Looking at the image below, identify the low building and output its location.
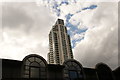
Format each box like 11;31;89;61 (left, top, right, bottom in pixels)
1;54;119;80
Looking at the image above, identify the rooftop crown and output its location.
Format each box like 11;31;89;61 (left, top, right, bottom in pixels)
55;19;64;25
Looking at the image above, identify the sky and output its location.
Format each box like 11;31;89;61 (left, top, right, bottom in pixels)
0;0;119;69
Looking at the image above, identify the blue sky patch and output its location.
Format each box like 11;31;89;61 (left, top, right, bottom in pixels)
60;0;69;5
65;13;88;48
72;37;84;48
65;13;74;22
82;5;97;10
52;2;61;16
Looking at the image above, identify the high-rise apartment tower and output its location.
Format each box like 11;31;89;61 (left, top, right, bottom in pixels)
48;19;73;64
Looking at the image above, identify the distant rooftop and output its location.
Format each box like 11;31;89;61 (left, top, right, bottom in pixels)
55;18;64;25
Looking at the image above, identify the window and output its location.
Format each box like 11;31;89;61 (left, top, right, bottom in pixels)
30;67;40;78
69;70;78;80
23;54;47;79
63;60;84;80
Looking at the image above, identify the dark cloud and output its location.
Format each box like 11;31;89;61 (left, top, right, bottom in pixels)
0;3;2;42
2;3;34;33
118;1;120;66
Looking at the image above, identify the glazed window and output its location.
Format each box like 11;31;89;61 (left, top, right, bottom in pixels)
23;56;47;79
64;60;84;80
69;70;78;80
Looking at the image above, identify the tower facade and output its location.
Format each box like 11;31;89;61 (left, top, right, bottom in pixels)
48;19;73;64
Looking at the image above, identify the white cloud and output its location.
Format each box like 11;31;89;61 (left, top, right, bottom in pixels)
59;3;82;15
70;6;97;29
0;2;57;60
73;2;118;69
72;33;85;40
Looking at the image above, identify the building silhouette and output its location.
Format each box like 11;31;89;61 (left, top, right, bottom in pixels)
1;54;120;80
48;19;73;64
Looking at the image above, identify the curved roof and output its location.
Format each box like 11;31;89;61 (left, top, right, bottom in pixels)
63;59;83;68
22;54;47;66
95;62;112;70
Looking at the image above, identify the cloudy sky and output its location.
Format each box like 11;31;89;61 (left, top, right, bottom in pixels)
0;0;118;69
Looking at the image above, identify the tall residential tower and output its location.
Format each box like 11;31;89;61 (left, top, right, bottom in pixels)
48;19;73;64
